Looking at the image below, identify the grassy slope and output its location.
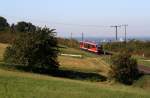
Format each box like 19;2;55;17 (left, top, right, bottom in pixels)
0;69;149;98
0;43;150;98
0;43;8;61
134;55;150;67
133;75;150;91
59;47;111;76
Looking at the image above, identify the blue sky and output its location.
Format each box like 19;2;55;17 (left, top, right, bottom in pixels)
0;0;150;38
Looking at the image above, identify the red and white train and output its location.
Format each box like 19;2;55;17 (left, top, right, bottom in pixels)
80;41;103;54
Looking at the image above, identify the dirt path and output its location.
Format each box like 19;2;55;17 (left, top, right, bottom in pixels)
138;65;150;74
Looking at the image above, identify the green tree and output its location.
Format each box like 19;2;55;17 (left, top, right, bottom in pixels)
0;16;9;31
110;50;139;85
4;27;59;73
15;21;36;33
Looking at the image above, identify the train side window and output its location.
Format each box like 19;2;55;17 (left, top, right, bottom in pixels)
80;42;83;45
85;43;88;48
88;44;90;48
92;45;95;48
90;45;95;48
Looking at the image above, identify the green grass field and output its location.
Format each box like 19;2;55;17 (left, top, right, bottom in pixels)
134;55;150;67
0;43;150;98
133;75;150;91
0;69;149;98
60;47;100;57
59;47;111;76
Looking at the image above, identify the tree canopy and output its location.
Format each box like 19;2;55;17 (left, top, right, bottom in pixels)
4;27;59;73
0;16;9;31
15;21;36;33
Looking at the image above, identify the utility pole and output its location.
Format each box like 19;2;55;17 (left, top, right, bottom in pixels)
70;32;73;47
71;32;72;40
122;24;128;43
82;32;84;42
111;25;121;41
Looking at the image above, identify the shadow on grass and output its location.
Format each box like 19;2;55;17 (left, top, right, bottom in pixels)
0;63;107;82
52;69;107;82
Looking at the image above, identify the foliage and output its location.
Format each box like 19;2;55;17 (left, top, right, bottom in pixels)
0;16;9;31
103;40;150;58
110;50;139;85
0;17;37;43
15;21;36;33
4;27;59;73
58;37;79;48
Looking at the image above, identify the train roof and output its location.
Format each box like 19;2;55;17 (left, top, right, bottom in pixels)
80;41;98;45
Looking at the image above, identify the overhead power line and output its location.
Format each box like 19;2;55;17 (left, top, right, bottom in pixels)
51;22;110;28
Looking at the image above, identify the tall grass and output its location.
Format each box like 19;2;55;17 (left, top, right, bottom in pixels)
0;69;149;98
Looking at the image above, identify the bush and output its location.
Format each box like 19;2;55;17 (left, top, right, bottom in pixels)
110;50;139;85
4;27;59;73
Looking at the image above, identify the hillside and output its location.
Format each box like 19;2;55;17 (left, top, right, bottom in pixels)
0;43;150;98
0;69;149;98
59;47;111;77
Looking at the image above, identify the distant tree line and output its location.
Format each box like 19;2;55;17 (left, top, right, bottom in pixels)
0;16;36;33
103;40;150;58
0;16;79;48
0;16;37;43
57;37;79;48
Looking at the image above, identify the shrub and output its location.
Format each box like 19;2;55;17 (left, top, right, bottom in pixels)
110;50;139;85
4;27;59;73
